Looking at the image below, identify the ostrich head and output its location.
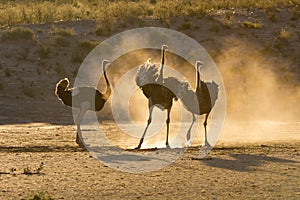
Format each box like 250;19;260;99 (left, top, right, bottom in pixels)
196;61;203;69
102;59;111;69
162;44;168;52
146;58;152;65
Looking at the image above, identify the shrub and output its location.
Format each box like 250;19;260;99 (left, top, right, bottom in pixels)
71;51;85;63
242;21;263;29
279;27;292;40
53;36;70;47
4;68;12;77
209;24;220;33
37;44;51;59
50;25;75;37
53;64;66;75
2;27;34;41
79;40;99;52
23;85;35;98
267;10;278;22
177;22;192;31
289;7;299;20
25;191;54;200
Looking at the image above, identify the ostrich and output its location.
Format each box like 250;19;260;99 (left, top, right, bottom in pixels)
135;45;182;149
55;60;111;147
179;61;219;147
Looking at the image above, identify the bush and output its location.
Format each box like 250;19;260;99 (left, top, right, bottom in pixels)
23;85;35;98
25;191;54;200
279;27;292;40
79;40;99;52
2;27;34;41
50;25;75;37
4;68;12;77
177;22;192;31
242;21;263;29
53;36;70;47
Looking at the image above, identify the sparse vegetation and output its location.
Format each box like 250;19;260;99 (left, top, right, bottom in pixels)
209;24;220;33
37;44;51;59
4;68;12;77
17;49;30;61
242;21;263;29
23;85;35;98
95;21;112;36
53;63;66;76
289;7;300;20
50;25;75;37
23;162;44;175
79;40;99;52
71;51;85;63
279;27;292;40
25;191;54;200
53;36;70;47
1;27;34;41
0;0;297;28
177;22;192;31
266;10;278;22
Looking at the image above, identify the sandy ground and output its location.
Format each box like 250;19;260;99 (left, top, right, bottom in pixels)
0;123;299;199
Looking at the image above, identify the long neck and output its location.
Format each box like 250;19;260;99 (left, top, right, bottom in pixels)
158;49;165;82
196;66;201;90
103;64;111;100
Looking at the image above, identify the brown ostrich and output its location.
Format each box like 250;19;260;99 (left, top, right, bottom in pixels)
55;60;111;147
179;61;219;147
135;45;182;149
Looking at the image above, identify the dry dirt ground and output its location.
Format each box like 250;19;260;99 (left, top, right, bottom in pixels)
0;7;300;200
0;123;299;200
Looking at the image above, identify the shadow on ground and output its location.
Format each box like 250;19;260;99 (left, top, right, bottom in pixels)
200;153;298;172
0;145;85;153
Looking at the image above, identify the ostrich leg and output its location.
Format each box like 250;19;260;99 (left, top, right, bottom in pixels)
165;108;171;148
203;112;211;147
186;113;196;145
135;105;154;149
75;102;89;148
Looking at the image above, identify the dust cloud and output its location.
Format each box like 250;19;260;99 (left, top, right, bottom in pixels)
97;38;300;146
216;37;300;122
214;37;300;144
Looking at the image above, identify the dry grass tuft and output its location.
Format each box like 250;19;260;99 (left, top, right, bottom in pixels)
242;21;263;29
2;27;34;41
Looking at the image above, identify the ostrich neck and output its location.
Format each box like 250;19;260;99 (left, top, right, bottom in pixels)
103;64;111;100
158;50;165;82
196;66;201;90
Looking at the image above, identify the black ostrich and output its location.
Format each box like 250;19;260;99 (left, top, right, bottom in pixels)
135;45;182;149
179;61;219;147
55;60;111;147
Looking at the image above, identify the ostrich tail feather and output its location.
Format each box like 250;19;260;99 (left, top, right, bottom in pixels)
135;62;159;87
55;78;70;98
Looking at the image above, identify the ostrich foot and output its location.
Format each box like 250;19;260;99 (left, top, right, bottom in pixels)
134;146;141;150
185;140;191;147
202;141;211;148
166;143;171;149
76;133;85;148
